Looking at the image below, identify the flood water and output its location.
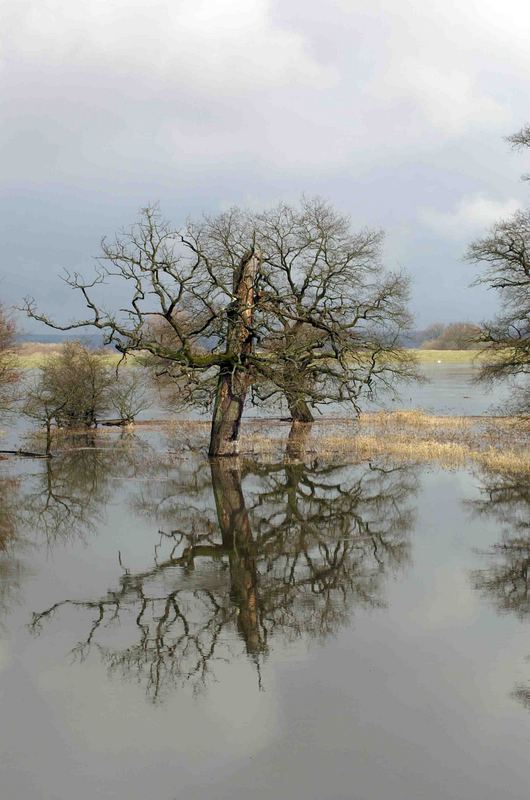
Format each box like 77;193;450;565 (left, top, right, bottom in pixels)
1;425;529;799
367;362;511;416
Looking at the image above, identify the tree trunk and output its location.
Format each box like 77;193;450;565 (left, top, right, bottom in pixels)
210;459;264;654
209;367;249;457
45;419;52;455
285;419;313;460
209;249;260;457
286;393;314;423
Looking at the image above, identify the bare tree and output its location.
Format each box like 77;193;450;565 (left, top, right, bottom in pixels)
24;200;416;456
507;125;530;152
466;126;530;412
108;368;152;424
22;378;68;455
248;200;417;421
0;303;19;415
420;322;482;350
28;342;112;430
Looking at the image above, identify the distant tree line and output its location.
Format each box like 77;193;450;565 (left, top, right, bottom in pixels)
416;321;482;350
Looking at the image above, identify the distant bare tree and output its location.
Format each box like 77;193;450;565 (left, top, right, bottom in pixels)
0;304;19;414
27;342;114;438
108;368;152;423
24;199;417;456
420;322;481;350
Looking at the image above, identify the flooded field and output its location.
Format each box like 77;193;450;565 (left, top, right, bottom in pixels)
1;421;530;799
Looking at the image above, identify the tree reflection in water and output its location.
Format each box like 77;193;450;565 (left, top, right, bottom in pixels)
469;469;530;709
0;468;25;627
0;470;20;551
21;432;152;545
30;450;418;702
0;434;151;625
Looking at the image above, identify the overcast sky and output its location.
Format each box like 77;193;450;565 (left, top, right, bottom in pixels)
2;0;530;330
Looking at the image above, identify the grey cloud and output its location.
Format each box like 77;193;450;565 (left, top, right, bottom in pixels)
1;0;530;328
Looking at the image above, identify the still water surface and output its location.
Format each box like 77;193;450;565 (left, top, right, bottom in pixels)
0;429;529;799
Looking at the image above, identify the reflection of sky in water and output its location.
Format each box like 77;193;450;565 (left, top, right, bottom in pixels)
0;444;529;799
364;362;511;416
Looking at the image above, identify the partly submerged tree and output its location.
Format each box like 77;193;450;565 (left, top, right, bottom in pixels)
24;199;416;456
107;368;152;424
32;341;112;428
0;303;19;415
23;344;151;450
466;125;530;412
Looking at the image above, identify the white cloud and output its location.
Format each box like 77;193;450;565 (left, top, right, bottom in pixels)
2;0;530;323
1;0;334;94
331;0;528;139
408;567;479;630
419;195;523;240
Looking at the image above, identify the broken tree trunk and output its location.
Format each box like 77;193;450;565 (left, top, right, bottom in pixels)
209;248;260;457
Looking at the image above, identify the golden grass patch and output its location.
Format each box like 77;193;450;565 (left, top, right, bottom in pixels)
415;349;487;364
239;411;530;473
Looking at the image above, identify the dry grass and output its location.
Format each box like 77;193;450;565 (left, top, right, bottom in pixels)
16;343;126;369
414;349;487;364
308;434;530;473
17;344;489;369
240;411;530;473
14;405;530;474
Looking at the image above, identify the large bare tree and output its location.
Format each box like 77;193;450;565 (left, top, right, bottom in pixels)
24;199;416;456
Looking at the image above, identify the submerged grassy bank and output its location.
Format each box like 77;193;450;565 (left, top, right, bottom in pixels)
18;410;530;474
156;411;529;473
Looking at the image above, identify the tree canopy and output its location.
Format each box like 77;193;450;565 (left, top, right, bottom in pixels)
24;198;416;455
465;125;530;412
0;303;19;415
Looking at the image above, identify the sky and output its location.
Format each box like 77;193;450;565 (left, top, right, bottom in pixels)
1;0;530;331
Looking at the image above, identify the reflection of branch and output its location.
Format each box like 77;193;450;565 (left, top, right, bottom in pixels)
470;468;530;712
30;455;417;702
470;470;530;619
22;438;153;545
